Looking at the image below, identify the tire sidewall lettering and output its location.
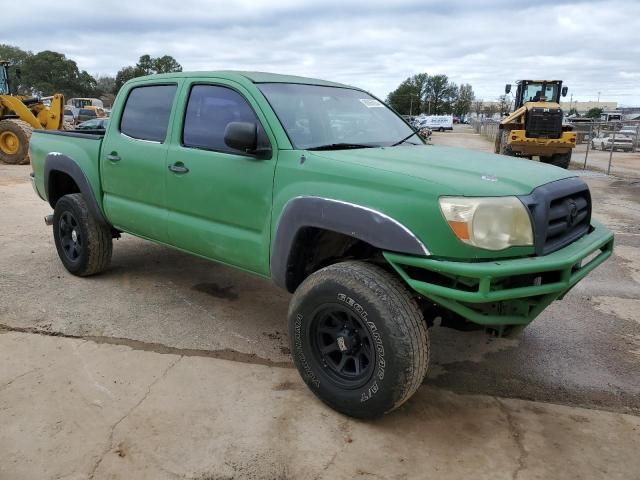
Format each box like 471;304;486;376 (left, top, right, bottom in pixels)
337;292;386;400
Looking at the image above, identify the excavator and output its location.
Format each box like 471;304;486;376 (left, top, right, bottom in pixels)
494;80;576;169
0;61;64;164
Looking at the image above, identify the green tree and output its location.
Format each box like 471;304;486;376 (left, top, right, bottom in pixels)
153;55;183;74
20;50;97;98
114;66;139;92
0;44;33;94
95;75;116;95
425;74;457;115
386;73;428;115
114;54;182;93
452;83;475;118
585;107;603;119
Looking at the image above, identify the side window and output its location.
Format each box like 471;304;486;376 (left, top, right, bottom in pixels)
120;85;177;142
183;85;261;153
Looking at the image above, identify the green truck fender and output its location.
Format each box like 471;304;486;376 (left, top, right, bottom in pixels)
270;196;429;292
43;152;109;226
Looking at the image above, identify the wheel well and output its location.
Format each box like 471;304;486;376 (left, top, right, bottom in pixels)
284;227;383;292
48;170;80;207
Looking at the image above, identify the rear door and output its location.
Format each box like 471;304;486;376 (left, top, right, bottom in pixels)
164;80;277;275
101;83;180;242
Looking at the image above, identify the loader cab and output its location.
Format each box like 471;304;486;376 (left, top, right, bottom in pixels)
0;62;10;96
506;80;568;109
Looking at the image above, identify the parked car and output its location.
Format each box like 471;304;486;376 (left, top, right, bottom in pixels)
29;71;613;419
75;118;109;130
618;125;639;139
75;108;98;124
591;133;635;152
63;108;75;125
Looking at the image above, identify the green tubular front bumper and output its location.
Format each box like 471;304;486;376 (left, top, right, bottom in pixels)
384;221;614;326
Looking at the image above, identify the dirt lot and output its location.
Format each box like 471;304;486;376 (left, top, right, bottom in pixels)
1;128;639;479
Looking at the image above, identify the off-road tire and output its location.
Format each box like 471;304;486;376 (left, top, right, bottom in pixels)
541;151;571;169
496;130;515;156
0;119;33;165
288;261;429;418
53;193;112;276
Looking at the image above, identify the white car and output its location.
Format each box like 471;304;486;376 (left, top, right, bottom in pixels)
63;108;75;125
591;133;635;152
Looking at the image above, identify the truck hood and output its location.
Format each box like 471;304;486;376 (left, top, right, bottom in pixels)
307;144;575;196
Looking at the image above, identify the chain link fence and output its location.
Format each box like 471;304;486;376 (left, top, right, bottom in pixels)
571;120;639;177
470;118;640;179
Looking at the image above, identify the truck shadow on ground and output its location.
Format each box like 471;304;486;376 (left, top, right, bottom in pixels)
25;234;640;415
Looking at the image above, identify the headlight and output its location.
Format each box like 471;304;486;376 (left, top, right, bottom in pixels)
439;196;533;250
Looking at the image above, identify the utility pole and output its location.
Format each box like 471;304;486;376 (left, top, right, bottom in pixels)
597;91;601;103
569;93;573;113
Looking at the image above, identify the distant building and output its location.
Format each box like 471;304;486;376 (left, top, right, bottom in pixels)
559;101;617;114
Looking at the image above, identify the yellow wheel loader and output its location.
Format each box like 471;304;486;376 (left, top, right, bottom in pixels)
0;61;64;165
495;80;576;169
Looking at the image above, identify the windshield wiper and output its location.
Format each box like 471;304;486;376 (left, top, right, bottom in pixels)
306;143;374;151
391;130;420;146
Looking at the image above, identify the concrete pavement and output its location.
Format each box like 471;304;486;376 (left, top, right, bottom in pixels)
1;330;639;480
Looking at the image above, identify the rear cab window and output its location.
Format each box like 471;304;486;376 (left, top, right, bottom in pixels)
120;84;178;142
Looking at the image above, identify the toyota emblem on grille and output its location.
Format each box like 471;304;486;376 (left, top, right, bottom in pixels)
566;199;578;226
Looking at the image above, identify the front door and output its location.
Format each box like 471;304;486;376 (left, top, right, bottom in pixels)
101;83;179;242
164;81;277;275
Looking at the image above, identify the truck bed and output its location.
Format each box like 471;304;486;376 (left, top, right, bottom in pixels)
30;129;105;205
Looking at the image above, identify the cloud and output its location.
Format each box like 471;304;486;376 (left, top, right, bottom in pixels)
1;0;638;104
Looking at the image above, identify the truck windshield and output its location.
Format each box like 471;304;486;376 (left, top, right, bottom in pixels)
258;83;418;149
521;83;558;103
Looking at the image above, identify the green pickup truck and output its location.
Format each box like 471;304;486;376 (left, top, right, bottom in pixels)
29;71;614;418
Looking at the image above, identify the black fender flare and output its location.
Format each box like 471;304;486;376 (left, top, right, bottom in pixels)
44;153;109;226
270;196;429;291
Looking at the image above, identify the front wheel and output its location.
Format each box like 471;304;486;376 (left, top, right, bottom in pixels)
288;261;429;418
53;193;113;276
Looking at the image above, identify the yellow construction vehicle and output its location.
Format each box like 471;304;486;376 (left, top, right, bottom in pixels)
495;80;576;169
0;61;64;164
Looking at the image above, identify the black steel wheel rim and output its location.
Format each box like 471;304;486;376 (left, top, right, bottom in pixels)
58;211;82;262
310;304;376;388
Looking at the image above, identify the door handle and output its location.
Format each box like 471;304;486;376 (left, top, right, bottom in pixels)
107;153;121;162
168;163;189;174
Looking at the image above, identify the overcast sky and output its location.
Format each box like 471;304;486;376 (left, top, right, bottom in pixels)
2;0;639;105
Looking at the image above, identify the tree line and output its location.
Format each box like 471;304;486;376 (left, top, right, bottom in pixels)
0;44;182;103
386;73;475;117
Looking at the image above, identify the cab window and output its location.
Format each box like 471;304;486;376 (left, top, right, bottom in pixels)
182;85;262;154
120;85;177;142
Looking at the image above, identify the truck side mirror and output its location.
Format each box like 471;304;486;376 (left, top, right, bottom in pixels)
561;86;568;97
15;68;21;80
505;84;511;94
224;121;271;158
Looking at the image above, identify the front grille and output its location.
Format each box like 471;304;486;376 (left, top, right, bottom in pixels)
519;177;592;255
526;107;563;139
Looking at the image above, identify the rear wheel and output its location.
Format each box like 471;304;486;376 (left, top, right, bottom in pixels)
0;119;33;165
288;261;429;418
541;151;572;169
53;193;112;276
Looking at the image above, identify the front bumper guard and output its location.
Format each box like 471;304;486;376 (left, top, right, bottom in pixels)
384;221;614;326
